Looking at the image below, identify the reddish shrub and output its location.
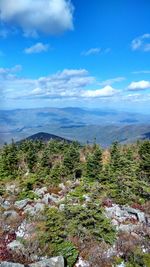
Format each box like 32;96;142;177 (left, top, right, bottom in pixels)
102;198;113;208
131;203;144;211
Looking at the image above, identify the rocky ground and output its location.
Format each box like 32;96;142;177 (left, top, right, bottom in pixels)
0;180;150;267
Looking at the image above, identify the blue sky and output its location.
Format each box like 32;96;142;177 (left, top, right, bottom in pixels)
0;0;150;113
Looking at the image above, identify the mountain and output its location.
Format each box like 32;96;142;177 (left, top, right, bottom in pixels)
0;107;150;146
22;132;71;143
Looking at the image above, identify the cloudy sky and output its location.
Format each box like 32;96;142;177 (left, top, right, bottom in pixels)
0;0;150;113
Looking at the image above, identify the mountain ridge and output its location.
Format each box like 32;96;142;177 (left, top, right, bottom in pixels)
0;107;150;146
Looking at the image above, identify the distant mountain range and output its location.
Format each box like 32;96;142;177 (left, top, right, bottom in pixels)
0;107;150;146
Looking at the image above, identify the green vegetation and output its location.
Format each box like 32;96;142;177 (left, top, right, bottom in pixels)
0;138;150;266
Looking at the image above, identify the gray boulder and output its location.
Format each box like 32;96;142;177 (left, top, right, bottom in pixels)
124;206;146;223
15;199;29;209
23;203;45;216
0;263;23;267
1;200;11;210
34;187;47;198
59;204;65;211
0;257;64;267
3;210;19;221
29;256;64;267
7;240;24;251
42;194;59;205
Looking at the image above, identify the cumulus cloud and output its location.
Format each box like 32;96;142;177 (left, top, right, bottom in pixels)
131;34;150;52
1;67;120;101
81;85;118;98
0;0;74;36
128;80;150;90
24;43;49;54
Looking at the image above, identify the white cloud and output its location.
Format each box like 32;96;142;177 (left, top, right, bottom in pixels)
82;47;111;56
0;0;74;36
99;77;125;86
82;48;101;56
81;85;118;98
132;70;150;74
0;65;22;79
1;67;120;101
128;80;150;90
131;34;150;52
24;43;49;54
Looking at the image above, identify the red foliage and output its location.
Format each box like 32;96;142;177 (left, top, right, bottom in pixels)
102;198;113;208
0;231;16;261
131;203;144;211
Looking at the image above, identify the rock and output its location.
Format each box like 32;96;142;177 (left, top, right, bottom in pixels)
83;195;91;202
16;220;36;239
34;187;47;198
0;257;64;267
0;262;23;267
42;194;59;205
23;204;36;215
15;199;29;209
124;206;146;223
3;210;19;221
117;263;125;267
7;240;24;251
1;200;11;210
105;204;147;225
75;257;90;267
111;219;119;226
5;184;19;194
16;220;27;238
117;223;137;232
59;204;65;211
29;256;64;267
59;183;66;191
105;205;127;219
42;193;52;204
23;203;45;216
34;203;45;212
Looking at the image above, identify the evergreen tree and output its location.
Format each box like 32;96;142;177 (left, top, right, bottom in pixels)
63;144;80;178
110;142;121;173
139;140;150;180
0;140;18;177
86;144;103;179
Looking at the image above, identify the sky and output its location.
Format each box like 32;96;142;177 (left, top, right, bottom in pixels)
0;0;150;113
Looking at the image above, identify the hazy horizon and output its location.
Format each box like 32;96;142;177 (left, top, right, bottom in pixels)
0;105;150;115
